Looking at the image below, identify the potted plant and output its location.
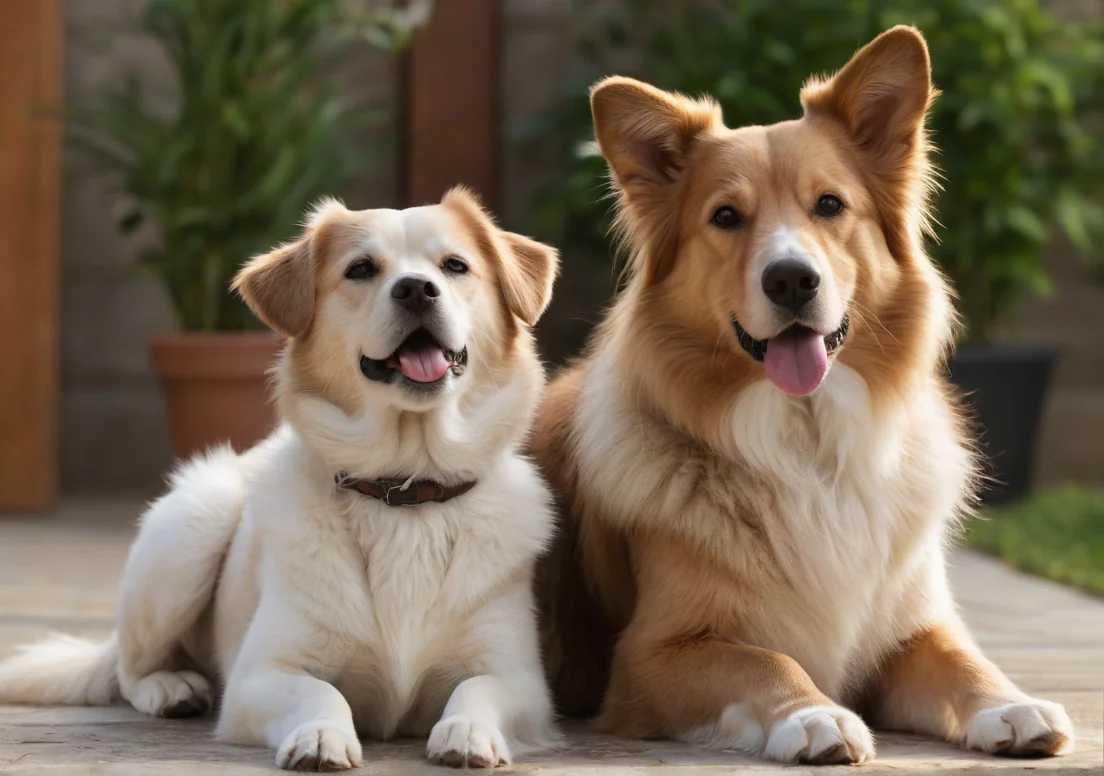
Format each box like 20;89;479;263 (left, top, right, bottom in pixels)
528;0;1104;503
67;0;430;461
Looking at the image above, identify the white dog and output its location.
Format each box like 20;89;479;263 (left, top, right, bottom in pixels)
0;188;561;771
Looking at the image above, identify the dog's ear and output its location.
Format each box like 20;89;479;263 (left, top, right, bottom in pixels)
801;26;936;255
498;231;559;327
801;26;934;172
442;186;559;327
589;77;722;285
232;199;346;338
591;76;722;197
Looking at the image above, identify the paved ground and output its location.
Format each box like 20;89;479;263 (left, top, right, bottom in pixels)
0;500;1101;774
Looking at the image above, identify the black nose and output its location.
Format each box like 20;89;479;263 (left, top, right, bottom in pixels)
390;274;440;314
761;258;820;312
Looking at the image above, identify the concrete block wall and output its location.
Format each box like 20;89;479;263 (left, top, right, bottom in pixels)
63;1;177;495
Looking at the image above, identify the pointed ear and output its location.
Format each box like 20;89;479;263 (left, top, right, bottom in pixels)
800;26;934;166
590;77;722;285
498;231;559;327
590;76;723;196
232;199;345;338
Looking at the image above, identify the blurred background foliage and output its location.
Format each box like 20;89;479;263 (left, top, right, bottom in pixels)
967;485;1104;596
529;0;1104;345
67;0;429;332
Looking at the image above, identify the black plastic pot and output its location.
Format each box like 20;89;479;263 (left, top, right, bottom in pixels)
947;345;1057;506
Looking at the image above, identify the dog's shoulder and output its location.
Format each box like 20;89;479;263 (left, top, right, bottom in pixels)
243;426;332;522
239;427;369;595
438;451;558;599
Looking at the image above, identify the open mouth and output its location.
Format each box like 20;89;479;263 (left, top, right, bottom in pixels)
733;314;849;396
359;328;468;387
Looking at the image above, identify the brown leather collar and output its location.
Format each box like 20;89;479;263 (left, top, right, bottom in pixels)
334;473;476;507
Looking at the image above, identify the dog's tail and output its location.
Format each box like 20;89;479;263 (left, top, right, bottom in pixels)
0;437;273;708
0;634;119;706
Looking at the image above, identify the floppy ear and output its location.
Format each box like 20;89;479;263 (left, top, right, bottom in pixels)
801;25;934;172
498;231;559;327
232;237;316;338
591;76;723;197
441;185;559;327
232;199;345;337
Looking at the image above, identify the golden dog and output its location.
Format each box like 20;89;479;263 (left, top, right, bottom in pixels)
533;26;1073;765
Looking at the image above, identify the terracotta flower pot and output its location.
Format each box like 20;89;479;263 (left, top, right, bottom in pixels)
150;332;284;462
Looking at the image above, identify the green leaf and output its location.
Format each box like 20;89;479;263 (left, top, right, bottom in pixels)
220;102;251;140
1005;205;1049;243
1055;190;1091;251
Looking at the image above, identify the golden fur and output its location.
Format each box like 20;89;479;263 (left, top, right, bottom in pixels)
533;27;1074;764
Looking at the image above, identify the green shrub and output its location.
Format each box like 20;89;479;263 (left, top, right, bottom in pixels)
530;0;1104;344
68;0;420;331
967;486;1104;596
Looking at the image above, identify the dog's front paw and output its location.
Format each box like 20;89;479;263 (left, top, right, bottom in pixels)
128;670;212;718
276;722;362;771
965;699;1074;757
764;705;875;765
427;715;510;768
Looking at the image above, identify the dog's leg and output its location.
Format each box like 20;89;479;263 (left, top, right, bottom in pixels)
601;634;874;764
427;580;558;768
221;670;361;771
116;447;245;717
595;536;874;765
217;603;360;772
427;675;530;769
866;621;1073;756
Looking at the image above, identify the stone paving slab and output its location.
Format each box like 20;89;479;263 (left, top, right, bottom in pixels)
1;502;1102;774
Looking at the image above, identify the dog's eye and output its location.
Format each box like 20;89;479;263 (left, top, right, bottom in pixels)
711;206;743;230
816;195;845;217
443;256;469;274
344;259;378;281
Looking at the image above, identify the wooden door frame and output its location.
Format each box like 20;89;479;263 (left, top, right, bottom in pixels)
403;0;501;211
0;0;63;511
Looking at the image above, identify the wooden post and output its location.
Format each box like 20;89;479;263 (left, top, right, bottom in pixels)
403;0;500;210
0;0;63;511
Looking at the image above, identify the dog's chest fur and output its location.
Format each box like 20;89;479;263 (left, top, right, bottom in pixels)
245;435;552;740
577;361;970;698
333;511;476;738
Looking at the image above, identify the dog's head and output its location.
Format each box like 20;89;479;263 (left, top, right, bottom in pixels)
594;26;951;412
234;187;558;476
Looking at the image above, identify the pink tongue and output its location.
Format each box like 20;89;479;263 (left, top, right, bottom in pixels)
763;328;829;396
398;345;451;383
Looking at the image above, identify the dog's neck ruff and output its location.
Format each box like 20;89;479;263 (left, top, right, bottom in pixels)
334;473;476;507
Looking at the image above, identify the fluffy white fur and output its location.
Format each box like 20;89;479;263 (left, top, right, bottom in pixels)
0;194;560;771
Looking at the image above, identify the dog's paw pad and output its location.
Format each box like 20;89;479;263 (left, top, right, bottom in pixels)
129;670;212;718
277;722;362;772
966;699;1074;757
765;705;875;765
427;715;510;769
